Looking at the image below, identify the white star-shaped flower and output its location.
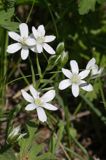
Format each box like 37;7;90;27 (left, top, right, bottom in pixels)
86;58;103;76
31;25;56;54
7;23;35;60
21;85;58;122
59;60;93;97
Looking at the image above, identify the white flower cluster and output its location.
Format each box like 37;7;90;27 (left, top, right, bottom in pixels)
7;23;103;122
7;23;56;60
59;58;103;97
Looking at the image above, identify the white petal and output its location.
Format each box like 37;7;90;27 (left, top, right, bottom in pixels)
80;80;87;85
21;89;34;103
25;103;37;111
91;65;98;75
44;36;56;43
86;58;96;70
79;70;90;79
19;23;28;38
43;43;55;54
62;68;72;79
70;60;79;74
29;85;39;99
7;43;21;53
72;84;79;97
36;107;47;122
36;44;43;53
81;84;93;92
98;68;103;74
41;90;55;102
42;103;58;110
9;126;20;137
59;79;71;90
8;32;21;41
30;46;38;53
32;26;38;38
21;48;29;60
38;25;45;36
25;38;36;46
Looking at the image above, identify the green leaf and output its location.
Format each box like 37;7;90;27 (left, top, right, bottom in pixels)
55;121;64;150
78;0;97;15
0;149;16;160
36;152;56;160
69;127;77;139
19;125;37;158
29;143;44;160
0;8;19;31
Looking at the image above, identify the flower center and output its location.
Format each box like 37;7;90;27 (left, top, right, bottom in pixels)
71;74;80;84
34;98;42;106
20;37;27;46
36;36;44;44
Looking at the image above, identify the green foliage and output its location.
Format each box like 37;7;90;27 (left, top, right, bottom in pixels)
0;0;106;159
19;125;55;160
78;0;97;15
0;8;19;31
78;0;105;15
0;149;16;160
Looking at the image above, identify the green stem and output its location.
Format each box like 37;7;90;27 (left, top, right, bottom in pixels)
99;79;106;110
26;0;35;23
0;29;8;107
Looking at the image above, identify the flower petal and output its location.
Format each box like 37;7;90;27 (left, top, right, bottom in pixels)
79;70;90;79
8;32;21;41
44;36;56;43
43;43;55;54
42;103;58;110
29;85;39;99
7;43;21;53
21;48;29;60
32;26;38;39
70;60;79;74
19;23;28;38
38;25;45;36
80;80;87;85
36;44;43;53
59;79;71;90
25;103;37;111
62;68;72;79
81;84;93;92
21;89;34;103
72;84;79;97
26;38;36;46
30;46;38;53
86;58;96;70
91;64;98;75
36;107;47;122
41;90;55;102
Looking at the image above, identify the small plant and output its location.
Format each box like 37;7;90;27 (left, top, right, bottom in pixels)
0;1;106;160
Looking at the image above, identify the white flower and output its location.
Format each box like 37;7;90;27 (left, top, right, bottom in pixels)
31;25;56;54
8;126;20;138
7;23;35;60
86;58;103;76
8;126;26;141
59;60;93;97
21;85;58;122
